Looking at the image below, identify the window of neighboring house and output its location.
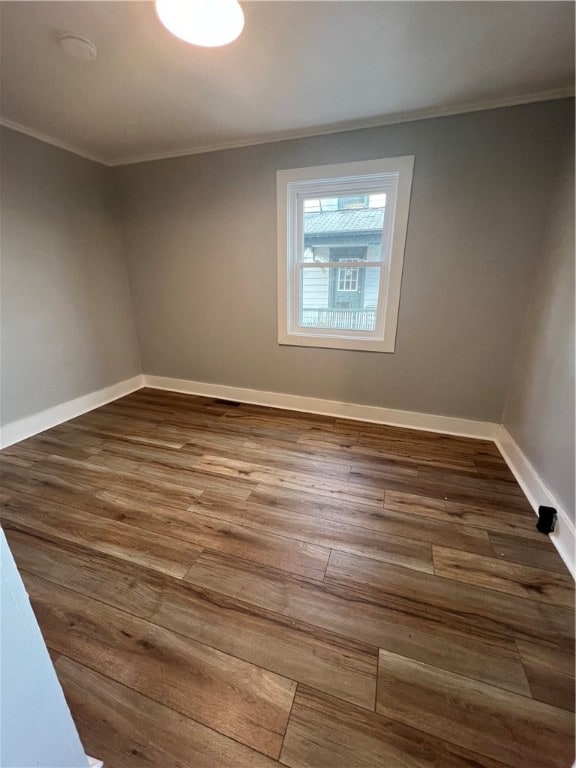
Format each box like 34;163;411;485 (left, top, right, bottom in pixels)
333;248;365;299
277;156;414;352
338;263;359;293
339;195;368;210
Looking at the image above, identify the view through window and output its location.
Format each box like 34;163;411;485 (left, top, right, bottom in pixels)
300;194;387;332
277;156;414;352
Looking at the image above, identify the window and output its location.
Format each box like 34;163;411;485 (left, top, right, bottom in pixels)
277;156;414;352
338;263;359;293
339;195;368;210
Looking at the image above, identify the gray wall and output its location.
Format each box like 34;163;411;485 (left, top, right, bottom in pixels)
502;141;575;521
1;100;572;431
114;100;573;423
0;127;141;425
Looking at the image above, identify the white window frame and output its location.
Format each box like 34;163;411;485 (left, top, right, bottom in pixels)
277;156;414;352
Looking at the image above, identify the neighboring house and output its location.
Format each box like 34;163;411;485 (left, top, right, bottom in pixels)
301;196;384;330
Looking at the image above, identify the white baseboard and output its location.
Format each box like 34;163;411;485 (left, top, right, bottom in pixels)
0;375;145;449
142;375;499;440
496;426;575;579
1;372;571;577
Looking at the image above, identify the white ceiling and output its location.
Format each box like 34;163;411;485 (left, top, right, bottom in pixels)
0;1;573;166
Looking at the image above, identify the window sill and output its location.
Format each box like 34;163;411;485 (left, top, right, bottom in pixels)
278;332;396;353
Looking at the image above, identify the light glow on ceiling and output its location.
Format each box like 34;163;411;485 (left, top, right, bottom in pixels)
155;0;245;47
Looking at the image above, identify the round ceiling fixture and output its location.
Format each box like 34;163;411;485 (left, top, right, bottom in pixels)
155;0;244;47
58;34;98;61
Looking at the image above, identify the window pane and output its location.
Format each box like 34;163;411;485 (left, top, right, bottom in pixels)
300;266;380;331
304;197;339;213
369;193;386;208
303;194;385;262
339;195;367;210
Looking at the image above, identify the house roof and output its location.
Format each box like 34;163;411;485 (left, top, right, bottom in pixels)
304;208;384;235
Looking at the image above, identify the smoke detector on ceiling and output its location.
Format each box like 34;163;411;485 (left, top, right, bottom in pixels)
58;34;97;61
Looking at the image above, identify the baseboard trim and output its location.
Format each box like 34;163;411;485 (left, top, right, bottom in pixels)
142;375;499;440
496;426;575;579
3;373;571;577
0;375;145;449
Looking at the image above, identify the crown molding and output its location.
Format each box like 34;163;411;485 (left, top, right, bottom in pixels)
109;87;574;166
1;87;573;168
0;117;107;165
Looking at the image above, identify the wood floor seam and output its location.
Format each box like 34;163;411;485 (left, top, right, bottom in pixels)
18;565;310;695
13;544;380;711
53;651;287;765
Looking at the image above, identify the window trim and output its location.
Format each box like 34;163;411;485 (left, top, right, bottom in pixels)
277;156;414;353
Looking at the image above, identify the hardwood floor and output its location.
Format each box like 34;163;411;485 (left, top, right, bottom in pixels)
1;389;573;768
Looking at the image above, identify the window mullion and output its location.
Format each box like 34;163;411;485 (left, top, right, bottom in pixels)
299;261;385;269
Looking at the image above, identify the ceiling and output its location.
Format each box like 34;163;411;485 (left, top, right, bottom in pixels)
0;1;574;166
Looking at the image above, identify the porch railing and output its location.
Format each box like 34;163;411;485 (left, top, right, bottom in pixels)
300;308;376;331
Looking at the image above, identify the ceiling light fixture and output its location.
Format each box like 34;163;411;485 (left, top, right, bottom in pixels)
155;0;244;47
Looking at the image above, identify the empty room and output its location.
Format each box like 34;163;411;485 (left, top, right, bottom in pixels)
0;1;574;767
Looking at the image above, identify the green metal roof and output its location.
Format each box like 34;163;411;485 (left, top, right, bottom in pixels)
304;208;384;234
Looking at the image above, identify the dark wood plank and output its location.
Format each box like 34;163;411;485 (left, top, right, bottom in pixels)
0;456;204;509
433;546;574;607
219;410;336;437
151;580;378;710
42;423;109;449
0;486;15;503
4;529;163;620
335;421;501;462
23;572;296;759
376;648;575;768
0;445;45;467
416;467;532;510
246;486;496;557
240;434;359;469
193;454;385;507
209;411;317;442
7;529;376;709
96;399;235;427
281;685;509;768
351;434;478;471
473;456;519;482
37;484;331;579
182;439;354;480
0;432;103;463
87;450;257;500
299;432;480;473
55;657;281;768
325;550;574;651
385;490;542;540
66;409;193;448
347;461;428;488
0;494;202;578
187;493;434;574
184;551;532;694
489;531;570;574
515;639;575;712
